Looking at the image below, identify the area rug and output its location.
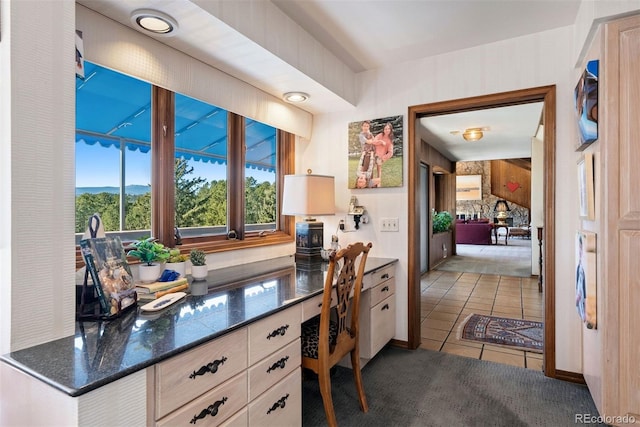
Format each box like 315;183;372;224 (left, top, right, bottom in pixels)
458;313;543;353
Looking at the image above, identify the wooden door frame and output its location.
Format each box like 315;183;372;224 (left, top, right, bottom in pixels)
407;86;557;378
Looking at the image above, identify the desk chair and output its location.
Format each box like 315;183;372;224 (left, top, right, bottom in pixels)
301;242;372;427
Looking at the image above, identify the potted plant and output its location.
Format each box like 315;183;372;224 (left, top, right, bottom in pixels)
189;249;208;281
127;238;170;283
432;210;453;234
166;248;187;278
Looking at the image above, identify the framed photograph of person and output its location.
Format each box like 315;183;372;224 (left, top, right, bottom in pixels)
577;152;595;220
575;230;597;329
348;115;403;189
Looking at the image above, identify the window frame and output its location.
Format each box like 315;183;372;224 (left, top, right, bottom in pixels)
76;86;294;268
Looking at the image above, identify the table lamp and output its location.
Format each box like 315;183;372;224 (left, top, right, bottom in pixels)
494;200;510;225
282;171;335;260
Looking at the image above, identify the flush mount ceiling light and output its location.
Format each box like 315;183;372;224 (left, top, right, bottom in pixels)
131;9;178;36
450;126;489;142
283;92;310;103
462;128;484;141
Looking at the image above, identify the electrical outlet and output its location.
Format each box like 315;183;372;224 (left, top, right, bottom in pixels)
380;217;399;232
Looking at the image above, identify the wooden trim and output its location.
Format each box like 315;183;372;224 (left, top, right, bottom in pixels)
152;87;176;247
227;113;246;240
407;86;557;378
554;370;586;385
388;338;409;349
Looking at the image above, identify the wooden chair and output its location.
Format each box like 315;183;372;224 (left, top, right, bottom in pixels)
300;242;372;427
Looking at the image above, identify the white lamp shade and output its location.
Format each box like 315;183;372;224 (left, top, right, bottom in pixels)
282;174;335;216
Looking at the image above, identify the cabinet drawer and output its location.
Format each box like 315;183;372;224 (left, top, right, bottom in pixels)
370;277;395;307
301;289;336;322
369;295;396;357
248;369;301;427
362;264;395;290
155;328;248;419
156;372;247;427
249;338;301;401
248;306;300;365
219;407;247;427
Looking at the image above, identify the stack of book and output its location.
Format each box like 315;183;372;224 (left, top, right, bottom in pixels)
135;277;189;301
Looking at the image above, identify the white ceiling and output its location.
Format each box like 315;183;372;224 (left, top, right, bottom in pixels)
418;102;544;161
77;0;579;161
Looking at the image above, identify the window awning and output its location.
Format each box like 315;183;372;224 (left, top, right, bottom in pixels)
76;62;276;172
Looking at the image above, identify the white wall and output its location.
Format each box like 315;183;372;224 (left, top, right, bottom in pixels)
1;0;77;354
302;26;584;372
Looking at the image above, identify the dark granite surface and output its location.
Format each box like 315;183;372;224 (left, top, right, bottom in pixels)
1;256;396;397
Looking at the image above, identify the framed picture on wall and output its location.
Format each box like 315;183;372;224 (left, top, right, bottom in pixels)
574;59;598;151
577;153;595;220
348;115;403;189
456;175;482;200
575;230;597;329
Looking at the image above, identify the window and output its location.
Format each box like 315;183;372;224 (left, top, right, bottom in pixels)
75;62;294;266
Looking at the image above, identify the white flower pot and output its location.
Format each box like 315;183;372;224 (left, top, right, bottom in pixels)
190;264;208;281
138;263;161;283
166;261;186;278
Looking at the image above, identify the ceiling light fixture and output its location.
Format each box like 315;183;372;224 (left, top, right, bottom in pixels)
283;92;310;103
131;9;178;36
462;128;484;142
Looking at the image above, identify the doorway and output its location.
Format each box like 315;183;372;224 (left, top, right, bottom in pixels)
407;86;557;378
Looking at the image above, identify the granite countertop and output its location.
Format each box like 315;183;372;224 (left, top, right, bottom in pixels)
1;256;396;397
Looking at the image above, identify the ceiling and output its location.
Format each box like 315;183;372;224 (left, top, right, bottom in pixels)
77;0;580;161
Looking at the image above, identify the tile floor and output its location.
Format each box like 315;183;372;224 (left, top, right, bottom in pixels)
419;269;544;371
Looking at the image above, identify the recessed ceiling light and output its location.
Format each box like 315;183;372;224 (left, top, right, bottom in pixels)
283;92;309;103
131;9;178;36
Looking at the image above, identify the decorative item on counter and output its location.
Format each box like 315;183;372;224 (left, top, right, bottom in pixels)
80;235;137;318
166;248;187;277
189;249;208;281
126;238;170;283
135;276;189;301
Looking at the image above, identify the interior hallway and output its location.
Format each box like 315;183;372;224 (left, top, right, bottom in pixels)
419;266;544;370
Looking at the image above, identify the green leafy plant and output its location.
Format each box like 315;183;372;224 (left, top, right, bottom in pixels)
189;249;207;266
432;211;453;234
167;248;187;263
126;238;170;266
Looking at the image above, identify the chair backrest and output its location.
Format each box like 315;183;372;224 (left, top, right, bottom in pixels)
318;242;372;363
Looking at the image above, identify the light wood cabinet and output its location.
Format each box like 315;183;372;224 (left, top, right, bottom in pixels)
340;261;397;367
152;305;302;426
582;14;640;424
154;328;248;419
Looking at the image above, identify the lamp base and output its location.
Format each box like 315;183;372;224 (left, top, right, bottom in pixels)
295;221;323;260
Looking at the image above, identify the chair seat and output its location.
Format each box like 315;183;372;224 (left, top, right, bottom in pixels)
301;317;338;359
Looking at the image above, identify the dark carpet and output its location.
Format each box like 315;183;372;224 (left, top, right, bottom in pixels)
302;346;605;426
459;313;544;353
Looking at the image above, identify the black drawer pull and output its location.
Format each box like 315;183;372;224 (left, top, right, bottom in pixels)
381;273;389;279
190;397;227;424
267;324;289;340
382;304;390;311
267;393;290;415
267;356;289;374
189;356;228;379
381;286;389;292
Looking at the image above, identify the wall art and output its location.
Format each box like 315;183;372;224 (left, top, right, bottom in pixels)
348;115;403;189
574;59;598;151
575;230;597;329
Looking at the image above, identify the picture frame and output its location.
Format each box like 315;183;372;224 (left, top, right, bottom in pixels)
577;152;595;220
456;175;482;200
575;230;597;329
574;59;598;151
348;115;403;189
